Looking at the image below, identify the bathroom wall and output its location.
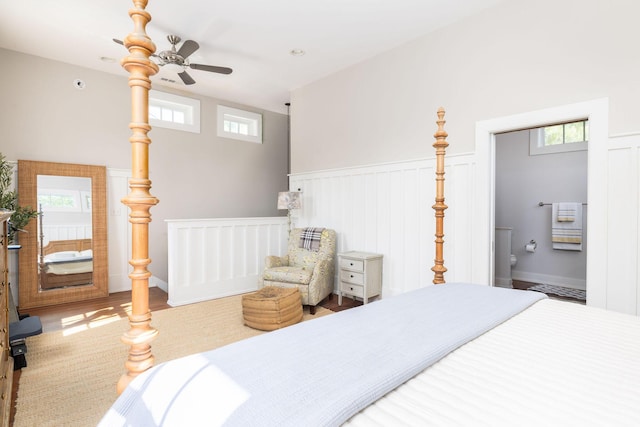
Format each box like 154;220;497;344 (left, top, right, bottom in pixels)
495;129;588;289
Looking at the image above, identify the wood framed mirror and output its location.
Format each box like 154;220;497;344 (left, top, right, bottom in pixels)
17;160;108;309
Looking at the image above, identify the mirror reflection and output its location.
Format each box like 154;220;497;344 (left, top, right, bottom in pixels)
37;175;93;290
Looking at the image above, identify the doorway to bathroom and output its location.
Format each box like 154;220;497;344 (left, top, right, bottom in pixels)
473;98;608;308
494;123;588;301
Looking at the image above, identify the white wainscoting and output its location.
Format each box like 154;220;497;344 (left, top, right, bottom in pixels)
606;133;640;315
289;153;477;298
166;217;289;306
41;225;92;246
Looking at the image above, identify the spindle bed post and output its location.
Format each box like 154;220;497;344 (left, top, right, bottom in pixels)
432;107;448;284
117;0;159;395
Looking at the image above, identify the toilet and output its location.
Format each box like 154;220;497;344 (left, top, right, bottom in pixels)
495;227;517;288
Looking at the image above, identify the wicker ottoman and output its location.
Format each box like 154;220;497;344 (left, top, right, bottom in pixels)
242;286;303;331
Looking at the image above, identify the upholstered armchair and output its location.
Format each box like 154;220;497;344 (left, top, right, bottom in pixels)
259;228;336;314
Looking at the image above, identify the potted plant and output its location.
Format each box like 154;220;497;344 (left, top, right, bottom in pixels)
0;153;38;244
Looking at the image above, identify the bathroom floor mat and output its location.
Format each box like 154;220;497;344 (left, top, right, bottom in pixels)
528;283;586;301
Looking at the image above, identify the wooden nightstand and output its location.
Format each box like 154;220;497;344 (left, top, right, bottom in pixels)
338;251;383;305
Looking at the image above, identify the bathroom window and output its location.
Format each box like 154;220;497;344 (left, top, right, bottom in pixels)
529;120;588;156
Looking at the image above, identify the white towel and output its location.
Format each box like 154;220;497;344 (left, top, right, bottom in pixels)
556;202;577;222
552;202;582;251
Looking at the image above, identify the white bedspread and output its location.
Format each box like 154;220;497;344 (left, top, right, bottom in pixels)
99;283;544;426
346;298;640;426
42;260;92;275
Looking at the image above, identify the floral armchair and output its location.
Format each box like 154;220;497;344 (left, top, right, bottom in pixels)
259;228;336;314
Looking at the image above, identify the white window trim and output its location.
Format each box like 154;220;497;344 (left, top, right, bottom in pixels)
149;90;201;134
217;105;263;144
529;127;588;156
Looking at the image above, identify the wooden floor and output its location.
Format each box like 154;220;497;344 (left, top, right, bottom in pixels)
20;287;171;333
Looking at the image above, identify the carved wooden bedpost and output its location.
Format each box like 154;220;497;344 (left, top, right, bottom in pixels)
117;0;159;395
432;107;448;284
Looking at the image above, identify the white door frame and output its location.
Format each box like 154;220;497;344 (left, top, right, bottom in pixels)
473;98;609;308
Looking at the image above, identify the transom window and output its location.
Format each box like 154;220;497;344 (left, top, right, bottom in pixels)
543;120;589;146
529;119;589;155
217;105;262;144
149;90;200;133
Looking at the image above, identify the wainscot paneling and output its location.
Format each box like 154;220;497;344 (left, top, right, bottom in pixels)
606;133;640;315
166;217;289;306
41;225;92;245
290;153;476;298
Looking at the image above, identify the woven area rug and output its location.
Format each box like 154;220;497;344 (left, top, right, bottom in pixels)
14;294;331;427
528;283;586;301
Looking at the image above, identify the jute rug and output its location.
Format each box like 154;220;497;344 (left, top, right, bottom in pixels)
13;294;331;427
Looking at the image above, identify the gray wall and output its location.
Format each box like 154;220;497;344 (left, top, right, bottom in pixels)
495;129;587;287
0;48;289;283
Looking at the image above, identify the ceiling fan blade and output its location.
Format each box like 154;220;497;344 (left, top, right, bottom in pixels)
178;71;196;85
190;63;233;75
177;40;199;59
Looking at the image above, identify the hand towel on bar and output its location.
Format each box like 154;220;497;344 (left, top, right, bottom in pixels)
552;202;582;251
556;202;577;222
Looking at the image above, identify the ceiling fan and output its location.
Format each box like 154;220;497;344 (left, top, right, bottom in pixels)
113;35;233;85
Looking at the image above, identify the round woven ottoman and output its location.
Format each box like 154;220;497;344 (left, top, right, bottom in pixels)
242;286;303;331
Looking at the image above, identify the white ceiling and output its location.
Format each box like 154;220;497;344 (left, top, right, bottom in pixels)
0;0;505;114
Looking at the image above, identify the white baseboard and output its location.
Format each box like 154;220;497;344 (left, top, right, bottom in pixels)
150;276;168;293
512;270;586;291
109;275;168;294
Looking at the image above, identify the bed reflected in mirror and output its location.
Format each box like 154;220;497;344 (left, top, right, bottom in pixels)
37;175;93;290
17;160;108;309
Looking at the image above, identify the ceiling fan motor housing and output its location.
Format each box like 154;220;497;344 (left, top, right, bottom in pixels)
114;34;231;85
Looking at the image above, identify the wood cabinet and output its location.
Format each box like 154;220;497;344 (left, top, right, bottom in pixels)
0;212;14;426
338;251;383;305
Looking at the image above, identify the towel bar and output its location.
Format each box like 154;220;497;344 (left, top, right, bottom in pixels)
538;202;587;207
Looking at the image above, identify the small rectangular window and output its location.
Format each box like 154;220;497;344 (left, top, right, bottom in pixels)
38;189;82;212
149;90;201;134
530;120;588;155
217;105;262;144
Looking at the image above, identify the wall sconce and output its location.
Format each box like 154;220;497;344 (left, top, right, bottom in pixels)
277;191;302;234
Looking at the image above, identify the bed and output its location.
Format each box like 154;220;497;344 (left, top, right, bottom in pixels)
39;238;93;289
106;3;640;425
102;101;640;425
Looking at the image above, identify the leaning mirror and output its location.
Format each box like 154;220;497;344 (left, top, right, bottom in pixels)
17;160;107;309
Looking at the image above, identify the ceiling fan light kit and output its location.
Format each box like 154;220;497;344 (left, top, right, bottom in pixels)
114;35;232;85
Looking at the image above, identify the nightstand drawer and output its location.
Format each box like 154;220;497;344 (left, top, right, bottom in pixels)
339;258;364;272
340;270;364;285
341;282;364;298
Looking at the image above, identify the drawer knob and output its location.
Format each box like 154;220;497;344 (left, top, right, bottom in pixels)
350;262;354;266
350;274;354;278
